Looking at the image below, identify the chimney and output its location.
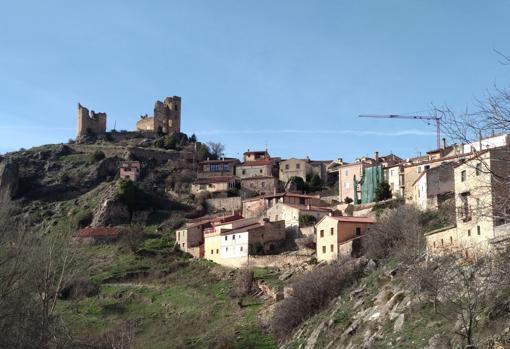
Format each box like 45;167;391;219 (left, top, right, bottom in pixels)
442;138;447;149
374;151;379;161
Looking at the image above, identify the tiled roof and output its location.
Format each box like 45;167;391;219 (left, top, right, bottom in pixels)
77;227;123;238
200;158;239;164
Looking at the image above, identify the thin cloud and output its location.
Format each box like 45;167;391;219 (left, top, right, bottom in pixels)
194;129;436;136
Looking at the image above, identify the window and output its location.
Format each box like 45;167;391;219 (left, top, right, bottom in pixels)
240;246;243;252
211;164;222;172
216;249;219;254
225;236;227;241
296;164;301;169
441;239;444;247
211;250;213;254
450;236;453;244
242;169;246;175
330;228;334;236
233;235;235;240
223;164;230;171
468;229;471;237
275;215;278;221
259;169;263;173
285;164;289;170
476;163;482;176
182;242;185;248
320;230;324;238
476;198;481;211
424;165;430;171
226;247;228;252
322;246;326;253
477;226;481;235
433;241;436;248
344;169;349;176
356;227;361;236
461;170;467;182
390;170;394;176
330;244;334;252
177;231;180;239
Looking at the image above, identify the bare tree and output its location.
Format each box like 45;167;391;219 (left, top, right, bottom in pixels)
207;142;225;160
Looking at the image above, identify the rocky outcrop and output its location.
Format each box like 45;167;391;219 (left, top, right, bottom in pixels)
0;160;19;202
91;184;130;227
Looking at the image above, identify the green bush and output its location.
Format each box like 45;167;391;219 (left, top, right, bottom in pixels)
90;150;105;163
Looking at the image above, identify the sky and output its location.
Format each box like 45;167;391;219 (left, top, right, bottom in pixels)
1;0;510;161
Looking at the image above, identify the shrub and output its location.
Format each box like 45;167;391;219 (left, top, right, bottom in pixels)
90;150;105;163
271;260;364;337
299;214;317;227
375;181;392;202
363;204;424;261
230;268;254;298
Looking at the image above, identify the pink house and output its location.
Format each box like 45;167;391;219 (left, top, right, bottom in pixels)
120;161;141;181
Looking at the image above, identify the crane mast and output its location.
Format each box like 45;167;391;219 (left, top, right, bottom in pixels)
359;114;441;149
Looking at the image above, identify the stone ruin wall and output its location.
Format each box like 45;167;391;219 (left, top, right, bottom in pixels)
77;103;107;137
136;96;181;134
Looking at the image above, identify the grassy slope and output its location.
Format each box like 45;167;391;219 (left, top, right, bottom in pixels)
57;233;278;349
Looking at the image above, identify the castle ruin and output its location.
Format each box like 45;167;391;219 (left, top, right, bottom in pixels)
76;103;107;137
136;96;181;134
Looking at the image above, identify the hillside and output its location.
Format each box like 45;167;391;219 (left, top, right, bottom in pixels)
2;133;510;349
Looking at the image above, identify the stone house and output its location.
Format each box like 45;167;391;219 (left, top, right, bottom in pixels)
240;176;279;196
191;176;237;195
205;218;286;267
266;202;331;236
425;148;510;258
120;161;141;181
279;157;331;184
384;164;403;197
243;150;270;162
198;158;240;178
315;215;375;262
176;213;242;258
411;163;454;211
242;192;329;218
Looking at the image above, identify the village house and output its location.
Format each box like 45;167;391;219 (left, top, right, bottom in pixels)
120;161;141;181
384;164;403;197
266;202;331;236
411;162;455;211
279;157;330;184
338;157;376;203
203;217;286;267
191;158;240;195
315;215;375;262
242;192;329;218
425;147;510;258
176;213;242;258
240;176;279;196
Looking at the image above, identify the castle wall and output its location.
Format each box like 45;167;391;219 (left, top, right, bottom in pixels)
76;103;107;137
136;96;181;134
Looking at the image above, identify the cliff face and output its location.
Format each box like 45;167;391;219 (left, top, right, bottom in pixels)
0;160;19;202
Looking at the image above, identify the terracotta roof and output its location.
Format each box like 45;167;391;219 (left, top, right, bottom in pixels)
77;227;123;238
283;203;332;212
193;176;236;184
220;223;262;235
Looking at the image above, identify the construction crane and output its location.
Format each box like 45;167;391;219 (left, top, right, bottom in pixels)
359;114;442;149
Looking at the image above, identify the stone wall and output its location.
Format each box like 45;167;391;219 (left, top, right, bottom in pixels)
68;144;192;163
136;96;181;134
77;103;106;137
206;197;242;213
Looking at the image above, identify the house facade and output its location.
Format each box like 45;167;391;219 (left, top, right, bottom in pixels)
279;158;312;183
266;202;331;236
411;163;454;211
338;158;376;203
425;148;510;257
240;176;279;195
316;215;375;262
191;176;237;195
120;161;141;181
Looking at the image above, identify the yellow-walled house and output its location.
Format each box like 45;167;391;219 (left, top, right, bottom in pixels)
315;215;375;262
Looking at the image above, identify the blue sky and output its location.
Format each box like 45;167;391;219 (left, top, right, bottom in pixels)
1;1;510;161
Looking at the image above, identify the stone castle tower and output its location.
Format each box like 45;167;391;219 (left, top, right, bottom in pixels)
136;96;181;134
76;103;107;137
